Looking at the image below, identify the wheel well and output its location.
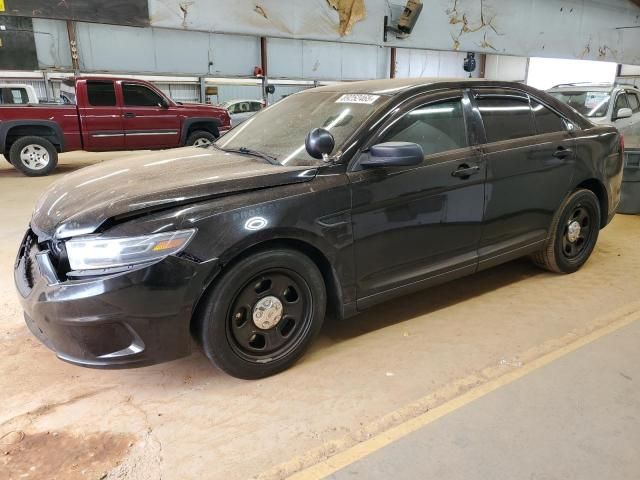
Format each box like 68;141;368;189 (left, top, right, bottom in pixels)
577;178;608;228
190;238;343;334
6;125;62;152
187;122;220;139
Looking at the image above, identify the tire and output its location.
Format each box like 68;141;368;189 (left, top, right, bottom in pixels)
196;248;327;379
9;136;58;176
532;189;601;273
185;130;217;148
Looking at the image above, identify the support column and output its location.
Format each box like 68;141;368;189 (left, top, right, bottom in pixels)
66;20;80;75
390;47;397;78
260;36;268;105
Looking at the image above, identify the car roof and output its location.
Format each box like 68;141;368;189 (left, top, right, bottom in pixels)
312;77;494;95
225;99;261;104
547;83;615;93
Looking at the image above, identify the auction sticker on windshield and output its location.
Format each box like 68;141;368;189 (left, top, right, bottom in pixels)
336;94;380;104
585;93;609;109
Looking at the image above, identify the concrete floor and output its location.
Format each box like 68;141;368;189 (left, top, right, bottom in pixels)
1;152;640;480
329;318;640;480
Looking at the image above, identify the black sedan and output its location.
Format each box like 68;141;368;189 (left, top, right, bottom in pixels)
15;78;624;379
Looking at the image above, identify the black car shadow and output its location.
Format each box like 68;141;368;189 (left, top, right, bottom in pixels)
317;257;545;344
145;258;547;384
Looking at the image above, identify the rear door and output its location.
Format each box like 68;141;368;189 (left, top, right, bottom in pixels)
119;81;181;149
472;88;576;269
349;90;486;306
78;80;125;151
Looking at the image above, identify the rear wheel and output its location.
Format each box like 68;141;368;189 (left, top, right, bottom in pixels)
532;189;600;273
196;249;326;379
9;136;58;176
186;130;217;148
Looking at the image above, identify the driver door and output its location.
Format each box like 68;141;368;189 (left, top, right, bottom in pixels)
348;90;486;308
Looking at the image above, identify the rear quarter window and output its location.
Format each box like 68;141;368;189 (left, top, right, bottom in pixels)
531;100;566;134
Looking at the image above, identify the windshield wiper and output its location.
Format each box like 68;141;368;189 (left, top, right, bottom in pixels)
212;143;279;165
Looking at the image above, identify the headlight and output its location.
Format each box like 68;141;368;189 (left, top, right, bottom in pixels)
65;229;196;271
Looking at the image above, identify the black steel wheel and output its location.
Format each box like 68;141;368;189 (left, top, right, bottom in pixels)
227;269;313;363
561;205;593;259
196;248;326;379
532;189;600;273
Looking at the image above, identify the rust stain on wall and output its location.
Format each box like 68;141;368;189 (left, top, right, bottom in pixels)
327;0;366;36
446;0;501;50
254;5;268;19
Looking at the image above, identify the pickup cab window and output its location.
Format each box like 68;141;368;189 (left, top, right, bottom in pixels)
87;81;117;107
123;83;164;107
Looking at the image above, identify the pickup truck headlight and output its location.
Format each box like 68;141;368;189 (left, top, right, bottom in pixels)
65;229;196;271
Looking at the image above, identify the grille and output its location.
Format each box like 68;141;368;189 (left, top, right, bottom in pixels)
16;230;39;293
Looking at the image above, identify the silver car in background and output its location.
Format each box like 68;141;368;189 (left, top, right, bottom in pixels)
547;83;640;148
220;99;264;127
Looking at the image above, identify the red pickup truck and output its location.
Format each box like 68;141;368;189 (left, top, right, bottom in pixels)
0;77;231;176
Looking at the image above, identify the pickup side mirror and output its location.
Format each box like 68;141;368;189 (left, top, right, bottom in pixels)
158;98;169;109
360;142;424;168
614;107;632;120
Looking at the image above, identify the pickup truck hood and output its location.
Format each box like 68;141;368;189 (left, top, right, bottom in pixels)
31;147;317;239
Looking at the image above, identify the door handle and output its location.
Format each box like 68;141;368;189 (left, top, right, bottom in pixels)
552;147;572;159
452;164;480;179
123;112;136;118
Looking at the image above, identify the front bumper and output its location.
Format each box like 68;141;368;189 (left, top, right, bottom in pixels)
14;229;219;369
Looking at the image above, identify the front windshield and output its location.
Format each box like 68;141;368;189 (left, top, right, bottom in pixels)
548;91;611;118
216;91;387;166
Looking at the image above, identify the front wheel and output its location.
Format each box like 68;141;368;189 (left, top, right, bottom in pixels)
532;189;601;273
9;136;58;176
196;249;327;379
185;130;217;148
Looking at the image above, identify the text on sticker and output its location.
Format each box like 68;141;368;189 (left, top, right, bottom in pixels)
336;94;380;104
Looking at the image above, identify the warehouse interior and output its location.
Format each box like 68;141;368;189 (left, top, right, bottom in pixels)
1;1;640;479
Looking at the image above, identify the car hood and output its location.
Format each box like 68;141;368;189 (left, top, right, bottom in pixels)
31;147;317;239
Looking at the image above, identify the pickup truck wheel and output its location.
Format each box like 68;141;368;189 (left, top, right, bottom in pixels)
531;189;600;274
196;248;327;379
9;136;58;176
186;130;216;148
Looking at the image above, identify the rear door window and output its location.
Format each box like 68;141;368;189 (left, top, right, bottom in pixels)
476;96;535;143
87;81;117;107
531;100;566;134
380;99;468;157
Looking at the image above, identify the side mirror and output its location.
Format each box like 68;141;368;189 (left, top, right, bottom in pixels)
360;142;424;168
615;107;632;120
305;128;335;159
158;99;169;109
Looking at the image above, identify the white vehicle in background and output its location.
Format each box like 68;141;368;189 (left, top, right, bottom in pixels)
0;84;39;104
547;83;640;148
220;99;263;126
